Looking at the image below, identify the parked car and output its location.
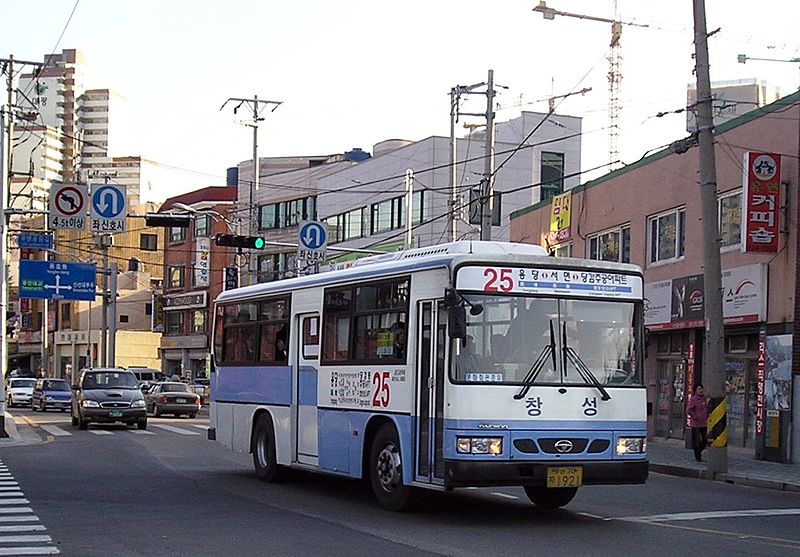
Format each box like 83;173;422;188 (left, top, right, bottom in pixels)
6;368;35;383
71;368;147;430
145;382;200;418
6;378;36;407
31;378;72;412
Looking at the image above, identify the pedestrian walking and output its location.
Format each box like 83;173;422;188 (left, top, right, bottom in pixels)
687;383;708;462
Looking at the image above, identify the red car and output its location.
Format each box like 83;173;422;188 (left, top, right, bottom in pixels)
145;382;201;418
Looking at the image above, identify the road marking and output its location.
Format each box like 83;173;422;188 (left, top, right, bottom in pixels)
88;430;113;436
39;426;71;437
0;493;24;498
0;548;59;555
151;424;200;436
0;535;52;543
0;508;33;515
128;430;155;435
0;525;46;533
0;516;39;523
627;508;800;522
0;488;20;492
491;492;519;500
191;425;209;430
0;500;29;505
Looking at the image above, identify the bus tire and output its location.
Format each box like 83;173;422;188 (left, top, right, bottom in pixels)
523;486;578;509
369;423;414;511
252;414;283;482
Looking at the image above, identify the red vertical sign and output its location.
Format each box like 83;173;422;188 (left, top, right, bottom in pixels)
743;152;781;253
756;329;766;437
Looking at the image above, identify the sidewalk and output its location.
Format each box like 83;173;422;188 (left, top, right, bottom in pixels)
0;413;44;447
648;437;800;493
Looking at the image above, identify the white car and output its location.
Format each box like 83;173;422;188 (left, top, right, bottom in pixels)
6;378;36;408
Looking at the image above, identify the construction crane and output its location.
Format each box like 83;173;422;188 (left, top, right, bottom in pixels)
533;1;648;167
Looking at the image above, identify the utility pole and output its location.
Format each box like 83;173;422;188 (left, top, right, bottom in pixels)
220;96;282;284
404;169;414;249
108;261;117;367
480;69;496;241
693;0;726;476
0;55;43;437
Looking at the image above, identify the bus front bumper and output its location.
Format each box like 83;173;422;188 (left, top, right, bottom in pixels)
444;459;649;488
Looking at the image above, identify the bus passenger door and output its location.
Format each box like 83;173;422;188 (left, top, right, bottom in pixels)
415;301;447;484
295;313;320;466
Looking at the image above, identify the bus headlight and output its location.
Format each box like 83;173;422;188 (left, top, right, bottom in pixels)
616;437;646;455
457;437;503;455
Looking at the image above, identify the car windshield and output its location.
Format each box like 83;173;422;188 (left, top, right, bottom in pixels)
161;383;191;393
82;372;139;390
11;379;35;388
43;380;70;391
451;295;643;387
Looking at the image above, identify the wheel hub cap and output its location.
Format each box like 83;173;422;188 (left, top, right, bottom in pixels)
376;445;401;490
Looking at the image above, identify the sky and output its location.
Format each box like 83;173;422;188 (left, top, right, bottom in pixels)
2;0;799;203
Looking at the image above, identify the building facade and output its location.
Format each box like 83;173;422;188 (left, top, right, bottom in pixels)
509;90;800;461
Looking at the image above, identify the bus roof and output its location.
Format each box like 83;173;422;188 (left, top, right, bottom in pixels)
215;240;642;304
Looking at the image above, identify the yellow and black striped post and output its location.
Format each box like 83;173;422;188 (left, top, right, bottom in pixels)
707;397;727;448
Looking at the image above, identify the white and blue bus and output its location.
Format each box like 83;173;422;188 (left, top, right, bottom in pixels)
209;241;648;510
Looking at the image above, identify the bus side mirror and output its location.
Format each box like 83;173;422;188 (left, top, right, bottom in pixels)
449;305;467;340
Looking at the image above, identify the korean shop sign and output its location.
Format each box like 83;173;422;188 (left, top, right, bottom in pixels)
743;152;781;253
549;191;572;244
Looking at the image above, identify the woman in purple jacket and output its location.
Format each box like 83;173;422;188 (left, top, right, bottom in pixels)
686;384;709;462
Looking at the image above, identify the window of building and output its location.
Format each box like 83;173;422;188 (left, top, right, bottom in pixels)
194;215;211;238
540;151;565;201
719;190;742;250
120;315;129;324
553;243;572;257
258;196;317;230
648;207;685;265
321;277;410;364
145;303;152;316
140;233;157;251
588;225;631;263
324;207;366;243
191;310;207;334
217;297;290;365
168;266;185;288
165;311;184;335
371;197;404;235
256;252;297;283
468;189;501;226
60;304;71;330
169;227;186;244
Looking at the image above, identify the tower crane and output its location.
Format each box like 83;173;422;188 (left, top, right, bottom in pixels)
533;1;648;167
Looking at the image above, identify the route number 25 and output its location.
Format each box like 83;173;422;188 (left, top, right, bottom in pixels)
483;268;514;292
372;371;390;407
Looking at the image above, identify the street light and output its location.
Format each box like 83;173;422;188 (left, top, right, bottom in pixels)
738;54;800;89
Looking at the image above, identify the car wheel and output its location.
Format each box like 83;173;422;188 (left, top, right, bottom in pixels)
523;486;578;509
369;423;415;511
252;414;284;482
189;413;197;419
137;418;147;430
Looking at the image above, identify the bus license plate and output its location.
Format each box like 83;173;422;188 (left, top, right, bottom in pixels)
109;410;123;418
546;467;582;488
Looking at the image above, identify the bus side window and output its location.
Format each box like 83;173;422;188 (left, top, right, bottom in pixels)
302;317;320;359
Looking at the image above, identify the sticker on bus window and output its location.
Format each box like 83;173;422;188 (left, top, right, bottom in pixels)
465;373;503;382
455;266;642;300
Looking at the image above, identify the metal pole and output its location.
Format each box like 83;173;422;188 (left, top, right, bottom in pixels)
404;169;414;249
251;95;258;238
480;69;496;241
0;60;10;437
108;262;117;367
100;241;108;367
449;89;458;242
693;0;726;476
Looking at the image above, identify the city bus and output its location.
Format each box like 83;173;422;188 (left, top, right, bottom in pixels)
208;240;648;510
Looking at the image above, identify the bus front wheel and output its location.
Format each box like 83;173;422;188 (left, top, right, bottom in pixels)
523;486;578;509
369;424;414;511
252;415;283;482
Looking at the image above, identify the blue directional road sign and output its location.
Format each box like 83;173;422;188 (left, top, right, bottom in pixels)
297;221;328;264
17;233;53;250
90;184;127;233
19;260;97;301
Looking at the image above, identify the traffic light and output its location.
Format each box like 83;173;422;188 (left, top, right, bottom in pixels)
145;213;192;228
215;233;266;249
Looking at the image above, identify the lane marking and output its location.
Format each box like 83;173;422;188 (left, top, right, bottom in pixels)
0;516;39;523
0;500;29;505
0;525;46;533
128;430;155;435
627;508;800;522
0;508;33;515
0;535;52;543
0;488;20;492
88;430;113;436
0;548;60;555
151;424;200;436
0;493;24;498
491;492;519;500
39;426;71;437
191;425;209;430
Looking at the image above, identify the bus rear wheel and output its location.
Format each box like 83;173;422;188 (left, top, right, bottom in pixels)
523;486;578;509
252;414;283;482
369;424;414;511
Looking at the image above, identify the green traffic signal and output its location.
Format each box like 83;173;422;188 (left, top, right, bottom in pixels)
253;237;265;249
215;234;267;249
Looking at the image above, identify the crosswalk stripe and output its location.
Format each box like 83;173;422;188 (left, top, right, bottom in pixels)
88;430;113;436
0;548;59;555
151;424;199;436
0;487;18;491
0;516;39;523
128;430;155;435
39;426;71;437
0;525;46;532
191;425;209;430
0;493;24;498
0;500;29;505
0;535;51;543
0;508;33;515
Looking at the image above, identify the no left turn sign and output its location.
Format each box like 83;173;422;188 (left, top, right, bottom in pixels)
49;184;88;230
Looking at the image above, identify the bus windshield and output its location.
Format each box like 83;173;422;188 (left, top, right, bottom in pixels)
451;294;642;387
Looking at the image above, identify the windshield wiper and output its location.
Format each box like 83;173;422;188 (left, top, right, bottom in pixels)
562;322;611;401
513;321;558;400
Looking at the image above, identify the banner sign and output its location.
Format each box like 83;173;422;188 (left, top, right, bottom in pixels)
756;328;766;437
549;191;572;244
743;152;781;253
194;238;210;287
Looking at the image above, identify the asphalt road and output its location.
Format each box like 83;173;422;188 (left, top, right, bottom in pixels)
3;408;800;556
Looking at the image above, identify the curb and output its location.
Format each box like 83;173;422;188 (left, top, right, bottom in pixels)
0;413;46;448
651;462;800;493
